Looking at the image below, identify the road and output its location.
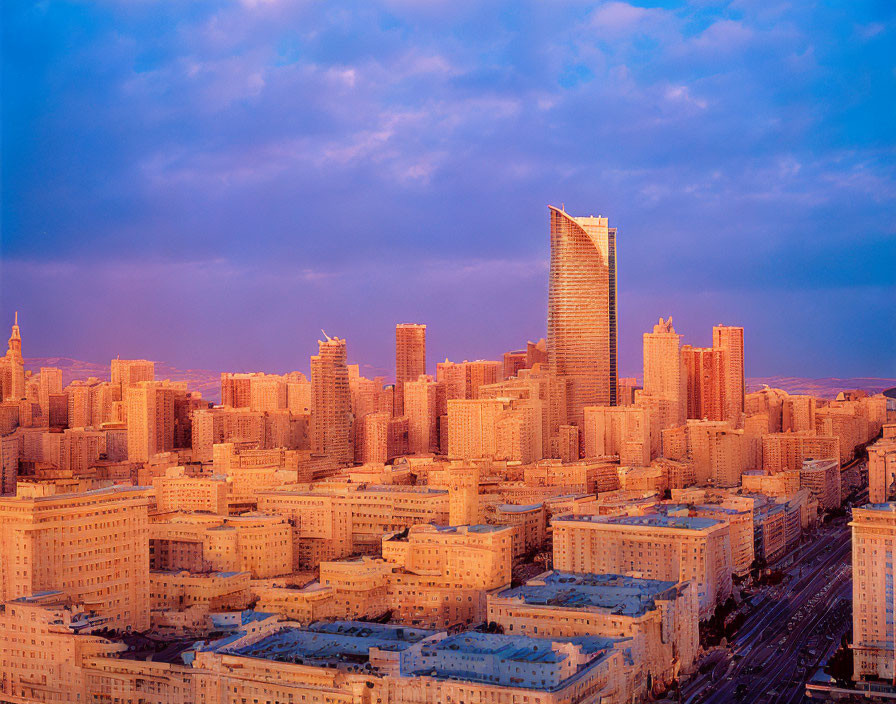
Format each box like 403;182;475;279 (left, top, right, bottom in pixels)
680;519;853;704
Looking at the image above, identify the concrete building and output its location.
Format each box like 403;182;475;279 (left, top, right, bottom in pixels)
0;313;26;402
682;345;726;422
712;325;745;425
868;434;896;504
552;513;733;618
851;503;896;684
395;323;426;417
761;432;840;473
643;316;686;427
111;358;154;395
547;206;618;433
149;512;292;578
0;483;151;630
583;405;650;466
799;458;841;510
404;374;439;454
311;334;353;465
488;570;699;684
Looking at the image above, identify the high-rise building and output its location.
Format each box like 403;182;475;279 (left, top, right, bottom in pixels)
38;367;63;421
311;334;353;464
126;381;178;462
712;325;745;425
0;483;151;630
643;316;686;426
547;206;618;434
448;464;480;526
110;358;155;395
682;345;726;421
404;374;439;454
852;503;896;684
0;312;25;401
395;323;426;417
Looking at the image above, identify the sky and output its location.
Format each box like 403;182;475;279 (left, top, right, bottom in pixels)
2;0;894;380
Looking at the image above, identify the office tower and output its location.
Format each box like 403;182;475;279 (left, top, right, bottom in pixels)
395;323;426;417
0;312;25;401
311;334;352;464
852;503;896;684
0;483;151;630
547;206;618;434
405;374;439;454
643;316;686;425
66;381;94;428
0;436;17;495
713;325;745;424
126;381;178;462
682;345;726;421
110;358;155;395
359;411;390;464
448;464;480;525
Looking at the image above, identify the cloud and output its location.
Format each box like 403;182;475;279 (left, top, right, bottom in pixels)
2;0;894;376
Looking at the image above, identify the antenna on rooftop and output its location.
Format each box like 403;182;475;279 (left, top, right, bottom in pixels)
321;329;333;342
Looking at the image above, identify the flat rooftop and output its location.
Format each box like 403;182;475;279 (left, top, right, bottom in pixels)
495;571;679;617
412;632;620;691
554;513;721;531
220;620;435;666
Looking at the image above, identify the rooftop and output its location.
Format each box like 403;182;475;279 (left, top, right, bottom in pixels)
554;513;721;531
494;571;680;617
219;620;436;667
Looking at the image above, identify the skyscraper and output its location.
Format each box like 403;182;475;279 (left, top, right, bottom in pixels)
682;345;726;421
713;325;745;425
0;312;25;401
643;316;686;425
311;334;353;464
395;323;426;417
126;381;177;462
547;206;618;432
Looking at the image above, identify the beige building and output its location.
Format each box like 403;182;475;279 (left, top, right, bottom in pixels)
682;345;725;422
111;358;154;395
547;206;618;434
553;513;733;618
395;323;426;417
712;325;745;425
153;467;229;514
762;432;840;473
643;316;686;426
381;523;512;628
0;314;26;402
869;433;896;503
0;483;151;630
404;374;439;454
851;503;896;684
583;405;650;466
149;512;292;578
148;569;251;612
311;334;353;464
488;570;699;684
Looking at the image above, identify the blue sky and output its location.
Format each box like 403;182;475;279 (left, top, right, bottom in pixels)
2;0;894;378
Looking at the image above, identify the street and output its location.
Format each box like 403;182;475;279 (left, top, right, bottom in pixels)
679;519;853;704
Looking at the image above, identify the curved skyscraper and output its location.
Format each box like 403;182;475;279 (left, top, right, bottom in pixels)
547;206;618;435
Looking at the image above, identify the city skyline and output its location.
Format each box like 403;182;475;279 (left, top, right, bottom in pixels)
3;1;894;379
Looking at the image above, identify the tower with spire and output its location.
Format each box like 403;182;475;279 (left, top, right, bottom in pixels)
0;312;26;400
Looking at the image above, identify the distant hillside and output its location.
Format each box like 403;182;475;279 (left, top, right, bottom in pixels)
25;357;895;405
745;376;896;398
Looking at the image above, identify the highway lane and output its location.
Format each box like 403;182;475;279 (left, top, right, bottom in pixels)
681;521;853;704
